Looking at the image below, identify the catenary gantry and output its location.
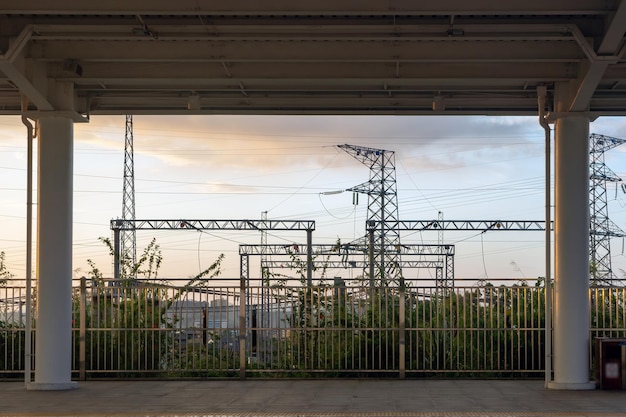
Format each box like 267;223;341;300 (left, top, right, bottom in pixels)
110;219;315;283
110;219;547;289
111;219;316;231
368;220;550;232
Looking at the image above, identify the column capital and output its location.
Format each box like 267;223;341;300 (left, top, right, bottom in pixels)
23;110;88;123
545;111;599;124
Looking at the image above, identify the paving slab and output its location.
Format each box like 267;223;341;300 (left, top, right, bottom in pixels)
0;380;625;417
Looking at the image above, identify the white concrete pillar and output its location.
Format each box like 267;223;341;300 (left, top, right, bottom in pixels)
27;116;76;390
547;115;595;390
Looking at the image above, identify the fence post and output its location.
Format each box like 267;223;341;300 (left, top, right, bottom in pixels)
79;277;86;381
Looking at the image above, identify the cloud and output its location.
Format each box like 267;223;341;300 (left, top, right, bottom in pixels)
78;115;545;176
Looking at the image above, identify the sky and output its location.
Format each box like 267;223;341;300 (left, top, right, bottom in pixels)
2;114;626;286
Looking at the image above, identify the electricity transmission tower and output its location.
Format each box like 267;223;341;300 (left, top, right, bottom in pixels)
589;133;626;285
120;115;137;278
338;144;403;287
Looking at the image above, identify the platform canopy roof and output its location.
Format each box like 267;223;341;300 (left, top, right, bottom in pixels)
1;1;626;117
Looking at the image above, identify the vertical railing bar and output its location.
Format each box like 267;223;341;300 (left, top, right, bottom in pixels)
399;284;405;379
444;288;449;370
111;284;116;373
320;288;329;369
321;287;325;371
97;284;102;374
515;287;520;372
142;286;147;371
607;288;615;337
95;284;99;374
152;289;157;372
116;286;121;373
488;287;493;371
275;289;279;372
505;287;509;370
127;285;132;374
129;285;133;373
520;286;524;372
498;287;502;370
527;285;531;372
514;287;518;371
316;287;320;371
494;286;497;370
622;287;625;338
378;287;386;370
349;292;353;372
471;287;475;372
239;274;246;379
497;288;502;370
529;286;533;370
289;286;300;367
306;286;311;371
129;286;133;373
388;287;391;372
379;288;383;371
455;287;460;370
599;287;604;337
428;287;432;371
462;286;467;371
539;283;543;370
150;287;155;371
79;277;86;381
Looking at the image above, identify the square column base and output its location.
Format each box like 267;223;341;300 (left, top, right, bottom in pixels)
547;381;596;390
26;381;78;391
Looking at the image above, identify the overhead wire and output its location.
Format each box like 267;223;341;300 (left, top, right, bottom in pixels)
480;233;489;279
265;148;341;213
318;192;357;220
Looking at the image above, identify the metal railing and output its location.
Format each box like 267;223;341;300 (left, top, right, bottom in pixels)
1;278;625;379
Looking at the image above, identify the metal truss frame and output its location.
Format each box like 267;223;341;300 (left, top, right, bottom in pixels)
110;218;315;283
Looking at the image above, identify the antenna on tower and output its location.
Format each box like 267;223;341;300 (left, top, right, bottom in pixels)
121;115;137;278
589;133;626;285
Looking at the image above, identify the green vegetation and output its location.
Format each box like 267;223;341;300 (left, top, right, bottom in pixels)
249;280;548;378
0;254;22;376
0;322;24;377
255;245;551;378
74;237;225;378
0;251;14;286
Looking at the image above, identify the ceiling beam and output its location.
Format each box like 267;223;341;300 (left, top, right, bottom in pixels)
0;0;611;16
570;61;611;112
598;0;626;55
568;19;624;112
0;26;53;111
30;39;584;62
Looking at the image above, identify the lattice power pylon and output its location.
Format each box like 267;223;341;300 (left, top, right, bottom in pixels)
338;144;402;287
120;115;137;278
589;133;626;285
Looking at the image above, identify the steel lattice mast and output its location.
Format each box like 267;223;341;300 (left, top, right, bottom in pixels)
338;144;402;287
589;133;626;285
120;115;137;278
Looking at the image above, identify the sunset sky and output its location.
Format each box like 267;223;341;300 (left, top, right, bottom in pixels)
2;114;626;284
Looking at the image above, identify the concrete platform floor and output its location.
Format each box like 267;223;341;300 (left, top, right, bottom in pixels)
0;379;625;417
